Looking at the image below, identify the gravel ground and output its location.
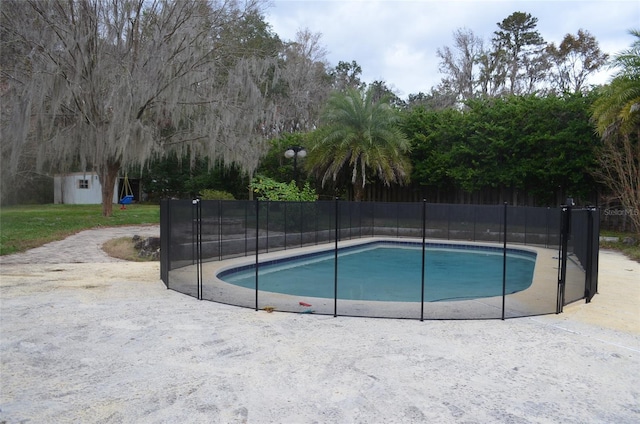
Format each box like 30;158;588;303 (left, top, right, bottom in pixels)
0;226;638;423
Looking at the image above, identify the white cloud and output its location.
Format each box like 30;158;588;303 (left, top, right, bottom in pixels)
266;0;640;98
379;43;431;96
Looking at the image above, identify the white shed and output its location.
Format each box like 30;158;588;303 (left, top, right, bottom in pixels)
53;172;118;205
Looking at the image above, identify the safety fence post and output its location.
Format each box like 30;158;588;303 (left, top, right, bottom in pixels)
265;201;270;253
255;199;259;311
585;206;599;303
421;199;426;322
447;205;451;240
501;202;507;320
556;205;570;313
217;200;222;261
334;197;339;318
159;199;170;287
244;201;248;256
192;198;202;300
396;203;400;238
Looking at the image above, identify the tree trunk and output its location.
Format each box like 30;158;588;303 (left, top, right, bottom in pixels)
98;161;121;217
352;178;365;201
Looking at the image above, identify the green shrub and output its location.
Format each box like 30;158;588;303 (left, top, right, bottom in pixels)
200;189;235;200
250;176;318;201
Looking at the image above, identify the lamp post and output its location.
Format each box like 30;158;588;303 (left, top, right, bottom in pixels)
284;146;307;185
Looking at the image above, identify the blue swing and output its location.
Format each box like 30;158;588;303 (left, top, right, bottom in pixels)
119;175;134;208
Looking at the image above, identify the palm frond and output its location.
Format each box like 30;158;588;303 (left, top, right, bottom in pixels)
305;86;411;198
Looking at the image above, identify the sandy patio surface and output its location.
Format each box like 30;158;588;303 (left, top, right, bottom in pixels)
0;226;639;423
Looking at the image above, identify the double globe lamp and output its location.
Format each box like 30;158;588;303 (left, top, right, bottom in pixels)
284;146;307;184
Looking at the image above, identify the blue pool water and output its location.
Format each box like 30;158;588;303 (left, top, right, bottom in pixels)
218;242;536;302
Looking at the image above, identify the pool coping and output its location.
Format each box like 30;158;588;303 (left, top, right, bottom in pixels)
167;237;562;319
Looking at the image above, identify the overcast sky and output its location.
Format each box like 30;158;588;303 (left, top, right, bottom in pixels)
264;0;639;99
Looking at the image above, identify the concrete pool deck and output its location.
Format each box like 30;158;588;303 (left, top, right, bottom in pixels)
1;225;639;423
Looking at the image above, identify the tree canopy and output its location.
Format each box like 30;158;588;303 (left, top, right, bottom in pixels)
1;0;279;215
546;29;609;94
434;12;609;104
0;5;621;214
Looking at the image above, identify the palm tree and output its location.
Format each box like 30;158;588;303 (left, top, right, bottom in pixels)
305;87;411;200
591;29;640;233
592;30;640;134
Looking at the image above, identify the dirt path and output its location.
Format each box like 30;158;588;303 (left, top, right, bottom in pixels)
1;225;159;264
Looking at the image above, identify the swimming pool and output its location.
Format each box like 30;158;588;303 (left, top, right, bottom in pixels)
217;241;537;302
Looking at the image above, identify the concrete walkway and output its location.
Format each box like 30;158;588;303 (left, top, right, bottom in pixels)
0;226;638;423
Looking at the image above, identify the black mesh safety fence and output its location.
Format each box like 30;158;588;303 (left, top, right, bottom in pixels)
560;207;600;307
586;209;600;302
160;199;199;298
503;206;562;318
565;209;588;305
160;200;599;320
217;200;249;260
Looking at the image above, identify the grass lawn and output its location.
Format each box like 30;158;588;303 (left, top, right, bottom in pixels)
599;230;640;262
0;204;159;256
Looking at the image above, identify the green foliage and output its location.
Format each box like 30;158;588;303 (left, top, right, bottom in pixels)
0;204;159;255
140;154;249;200
331;60;365;91
401;107;465;191
250;176;318;201
401;93;599;205
1;175;54;206
199;190;235;200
